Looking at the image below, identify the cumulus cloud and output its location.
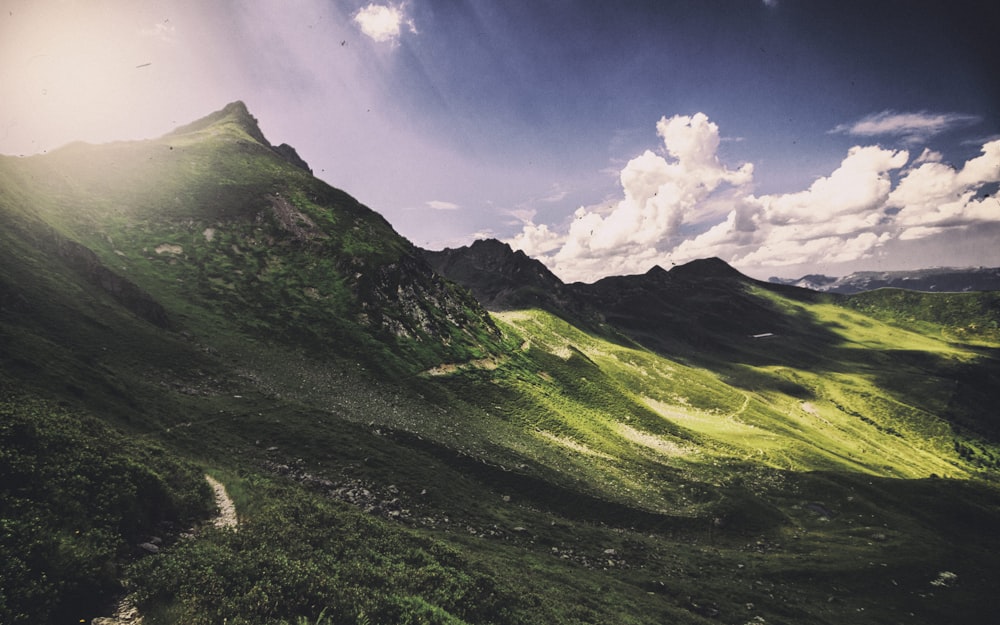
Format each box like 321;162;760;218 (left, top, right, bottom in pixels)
515;113;753;280
506;113;1000;282
831;110;980;144
508;221;564;258
913;147;943;165
761;146;908;225
669;145;907;271
888;139;1000;238
353;3;416;43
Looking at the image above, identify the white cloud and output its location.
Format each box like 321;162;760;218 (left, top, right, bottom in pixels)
508;221;564;258
507;113;1000;283
508;113;753;282
913;147;943;164
353;3;416;44
762;0;779;9
898;225;949;241
761;146;908;224
831;110;980;144
471;230;497;241
736;231;892;268
887;139;1000;233
426;200;460;210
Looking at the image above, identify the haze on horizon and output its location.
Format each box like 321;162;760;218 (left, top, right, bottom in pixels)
2;0;998;283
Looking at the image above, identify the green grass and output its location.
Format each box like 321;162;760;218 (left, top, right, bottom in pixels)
485;307;972;483
842;288;1000;345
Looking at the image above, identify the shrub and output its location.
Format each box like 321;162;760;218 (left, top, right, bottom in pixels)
0;396;212;624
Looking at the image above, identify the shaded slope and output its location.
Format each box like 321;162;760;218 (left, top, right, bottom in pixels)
571;259;826;364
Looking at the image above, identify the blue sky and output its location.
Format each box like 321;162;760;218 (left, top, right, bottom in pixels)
2;0;998;281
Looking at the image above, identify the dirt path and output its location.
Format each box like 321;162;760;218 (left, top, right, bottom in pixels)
206;475;238;529
92;475;238;624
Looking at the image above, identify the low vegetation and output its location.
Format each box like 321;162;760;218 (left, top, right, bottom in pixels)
0;396;212;624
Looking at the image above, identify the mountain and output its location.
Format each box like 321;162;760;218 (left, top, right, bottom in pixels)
3;103;1000;625
422;238;570;311
771;266;1000;293
0;101;500;378
425;243;828;363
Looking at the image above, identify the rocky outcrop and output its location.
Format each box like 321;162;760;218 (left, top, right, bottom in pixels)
272;143;312;174
354;253;500;344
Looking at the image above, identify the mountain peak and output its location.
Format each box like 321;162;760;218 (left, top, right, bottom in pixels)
668;257;745;280
166;101;311;173
421;238;570;311
466;237;514;255
167;100;271;147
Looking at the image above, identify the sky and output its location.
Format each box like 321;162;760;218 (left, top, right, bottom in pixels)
2;0;999;282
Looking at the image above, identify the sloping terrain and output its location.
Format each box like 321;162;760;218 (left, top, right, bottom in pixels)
2;103;999;625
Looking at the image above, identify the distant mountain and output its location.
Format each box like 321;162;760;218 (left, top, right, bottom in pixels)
770;266;1000;293
421;238;572;311
425;242;827;362
571;259;812;360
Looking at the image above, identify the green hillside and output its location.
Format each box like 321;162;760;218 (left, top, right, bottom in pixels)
1;103;998;625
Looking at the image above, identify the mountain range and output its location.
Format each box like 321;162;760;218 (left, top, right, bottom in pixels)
2;102;999;625
769;267;1000;294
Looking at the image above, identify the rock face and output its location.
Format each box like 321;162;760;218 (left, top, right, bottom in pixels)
353;252;500;345
272;143;312;174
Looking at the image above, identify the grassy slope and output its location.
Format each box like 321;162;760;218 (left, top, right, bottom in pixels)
2;106;999;624
2;105;497;377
